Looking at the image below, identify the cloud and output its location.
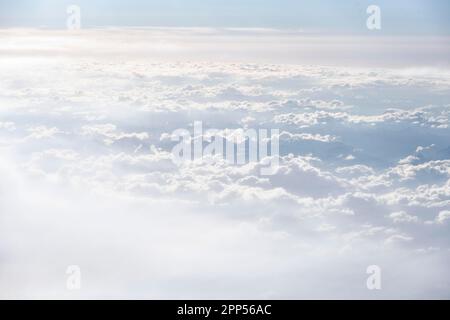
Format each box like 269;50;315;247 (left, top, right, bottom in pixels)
436;210;450;224
0;28;450;299
388;211;419;224
26;126;62;139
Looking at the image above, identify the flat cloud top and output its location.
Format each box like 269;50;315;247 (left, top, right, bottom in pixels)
1;28;450;67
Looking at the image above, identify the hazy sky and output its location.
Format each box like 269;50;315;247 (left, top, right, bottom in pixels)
0;0;449;34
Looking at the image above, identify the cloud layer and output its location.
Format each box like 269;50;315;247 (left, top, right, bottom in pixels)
0;28;449;299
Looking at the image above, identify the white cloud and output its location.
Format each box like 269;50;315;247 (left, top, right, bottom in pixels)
1;28;450;299
388;211;419;223
436;210;450;224
26;126;61;139
0;121;16;131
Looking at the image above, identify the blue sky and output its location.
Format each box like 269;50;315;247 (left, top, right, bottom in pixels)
0;0;449;34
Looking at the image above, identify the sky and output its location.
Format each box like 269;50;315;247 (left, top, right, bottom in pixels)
0;0;449;34
0;1;450;299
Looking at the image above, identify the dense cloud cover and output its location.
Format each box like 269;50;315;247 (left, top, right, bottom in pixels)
0;28;449;298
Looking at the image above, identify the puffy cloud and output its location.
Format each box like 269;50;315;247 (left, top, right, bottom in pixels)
385;234;414;245
26;126;62;139
388;211;419;224
81;124;150;145
436;210;450;224
0;121;16;131
278;131;337;143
